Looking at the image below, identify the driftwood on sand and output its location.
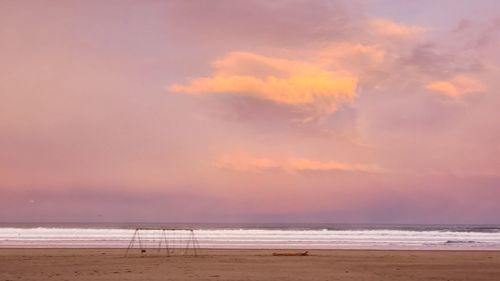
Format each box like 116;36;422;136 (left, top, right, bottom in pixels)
272;251;309;256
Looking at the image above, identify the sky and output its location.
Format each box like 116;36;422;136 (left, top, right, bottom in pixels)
1;0;500;224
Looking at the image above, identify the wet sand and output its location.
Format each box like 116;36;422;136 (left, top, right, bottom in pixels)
1;249;499;281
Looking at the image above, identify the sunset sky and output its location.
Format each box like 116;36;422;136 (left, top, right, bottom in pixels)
1;0;500;224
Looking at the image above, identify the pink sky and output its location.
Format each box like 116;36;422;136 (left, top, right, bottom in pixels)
1;0;500;223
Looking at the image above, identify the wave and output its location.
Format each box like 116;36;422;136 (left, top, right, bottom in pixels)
445;240;482;244
1;227;499;250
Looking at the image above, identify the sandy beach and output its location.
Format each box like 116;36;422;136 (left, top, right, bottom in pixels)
1;249;499;281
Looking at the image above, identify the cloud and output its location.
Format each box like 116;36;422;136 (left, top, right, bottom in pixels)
169;52;358;117
369;18;426;39
167;16;433;127
318;42;386;70
164;0;359;47
215;153;381;174
168;18;428;120
286;158;382;173
426;75;487;98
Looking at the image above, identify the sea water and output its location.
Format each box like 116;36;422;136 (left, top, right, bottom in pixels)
1;223;499;250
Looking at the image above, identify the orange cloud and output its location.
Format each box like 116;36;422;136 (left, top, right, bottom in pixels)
169;52;358;115
215;154;381;174
426;75;487;98
369;18;426;39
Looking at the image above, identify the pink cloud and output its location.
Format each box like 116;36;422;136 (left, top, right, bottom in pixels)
426;75;487;98
369;18;427;39
215;153;381;174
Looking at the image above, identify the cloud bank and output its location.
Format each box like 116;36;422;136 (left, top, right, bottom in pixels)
215;153;381;174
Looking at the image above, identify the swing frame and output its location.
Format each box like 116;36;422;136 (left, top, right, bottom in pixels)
125;228;200;257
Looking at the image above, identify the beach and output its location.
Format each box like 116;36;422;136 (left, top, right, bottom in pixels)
1;249;499;281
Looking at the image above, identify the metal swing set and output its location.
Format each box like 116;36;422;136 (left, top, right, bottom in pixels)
125;228;200;257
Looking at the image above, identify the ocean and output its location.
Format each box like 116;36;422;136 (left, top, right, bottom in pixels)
1;223;499;250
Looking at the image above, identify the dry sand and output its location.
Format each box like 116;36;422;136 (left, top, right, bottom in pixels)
1;249;499;281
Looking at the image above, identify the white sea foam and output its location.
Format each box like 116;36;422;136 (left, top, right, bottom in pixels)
1;227;500;250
